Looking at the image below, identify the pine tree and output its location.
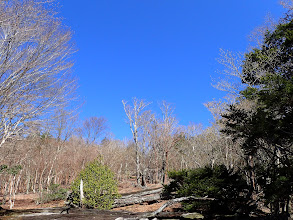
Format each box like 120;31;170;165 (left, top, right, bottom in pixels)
222;12;293;215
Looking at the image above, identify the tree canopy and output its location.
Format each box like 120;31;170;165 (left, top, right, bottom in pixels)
221;11;293;214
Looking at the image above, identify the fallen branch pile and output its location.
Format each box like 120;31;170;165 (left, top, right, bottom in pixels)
147;196;216;217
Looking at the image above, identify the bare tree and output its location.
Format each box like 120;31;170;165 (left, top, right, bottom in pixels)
148;101;178;183
213;10;284;99
280;0;293;11
122;97;152;186
157;101;178;183
0;0;77;147
247;13;277;49
213;50;277;97
76;116;108;146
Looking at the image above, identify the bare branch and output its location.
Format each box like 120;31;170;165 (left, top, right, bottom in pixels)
0;0;77;146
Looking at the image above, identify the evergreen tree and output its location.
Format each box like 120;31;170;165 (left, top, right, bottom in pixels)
222;12;293;215
71;159;120;209
163;165;250;215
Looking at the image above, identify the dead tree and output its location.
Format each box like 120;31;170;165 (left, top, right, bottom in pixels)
122;98;152;187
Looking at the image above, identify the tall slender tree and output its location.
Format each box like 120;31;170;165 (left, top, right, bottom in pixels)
122;98;152;186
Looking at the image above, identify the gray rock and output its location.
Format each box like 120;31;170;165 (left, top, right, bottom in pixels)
182;212;204;219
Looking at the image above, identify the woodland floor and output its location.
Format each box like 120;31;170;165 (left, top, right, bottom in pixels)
0;182;169;211
0;182;281;220
0;182;183;219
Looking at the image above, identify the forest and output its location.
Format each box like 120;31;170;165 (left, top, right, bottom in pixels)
0;0;293;219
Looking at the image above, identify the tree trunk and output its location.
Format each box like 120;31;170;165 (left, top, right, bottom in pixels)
80;179;84;207
161;151;168;184
113;188;163;208
135;142;141;186
114;194;160;208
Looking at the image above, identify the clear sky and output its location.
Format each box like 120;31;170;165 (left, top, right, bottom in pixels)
59;1;285;140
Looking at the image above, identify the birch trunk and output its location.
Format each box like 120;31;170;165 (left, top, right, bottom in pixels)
80;179;84;207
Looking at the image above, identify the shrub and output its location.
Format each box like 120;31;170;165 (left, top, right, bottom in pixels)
71;159;120;209
163;165;251;215
38;184;67;204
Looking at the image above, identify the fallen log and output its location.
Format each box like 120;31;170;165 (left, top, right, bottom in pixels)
146;196;216;217
120;188;163;199
113;188;163;208
113;194;161;208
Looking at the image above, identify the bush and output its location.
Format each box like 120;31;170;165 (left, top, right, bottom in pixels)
38;184;67;204
71;159;120;209
163;165;251;215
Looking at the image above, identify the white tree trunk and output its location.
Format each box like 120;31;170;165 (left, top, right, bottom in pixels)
80;179;84;207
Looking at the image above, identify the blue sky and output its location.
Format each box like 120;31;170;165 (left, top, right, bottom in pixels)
59;1;285;140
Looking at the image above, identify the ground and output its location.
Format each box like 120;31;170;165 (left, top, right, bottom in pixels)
1;182;164;211
0;182;182;219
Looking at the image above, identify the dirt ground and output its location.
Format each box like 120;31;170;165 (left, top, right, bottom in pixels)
0;182;180;215
0;182;187;220
0;193;64;210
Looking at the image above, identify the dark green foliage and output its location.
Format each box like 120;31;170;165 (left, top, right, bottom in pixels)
0;165;7;173
7;165;22;175
0;165;22;175
257;162;293;214
221;12;293;215
38;184;67;204
71;159;120;209
163;165;250;215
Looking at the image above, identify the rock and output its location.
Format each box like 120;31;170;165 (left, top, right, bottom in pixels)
118;217;148;220
182;212;204;219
